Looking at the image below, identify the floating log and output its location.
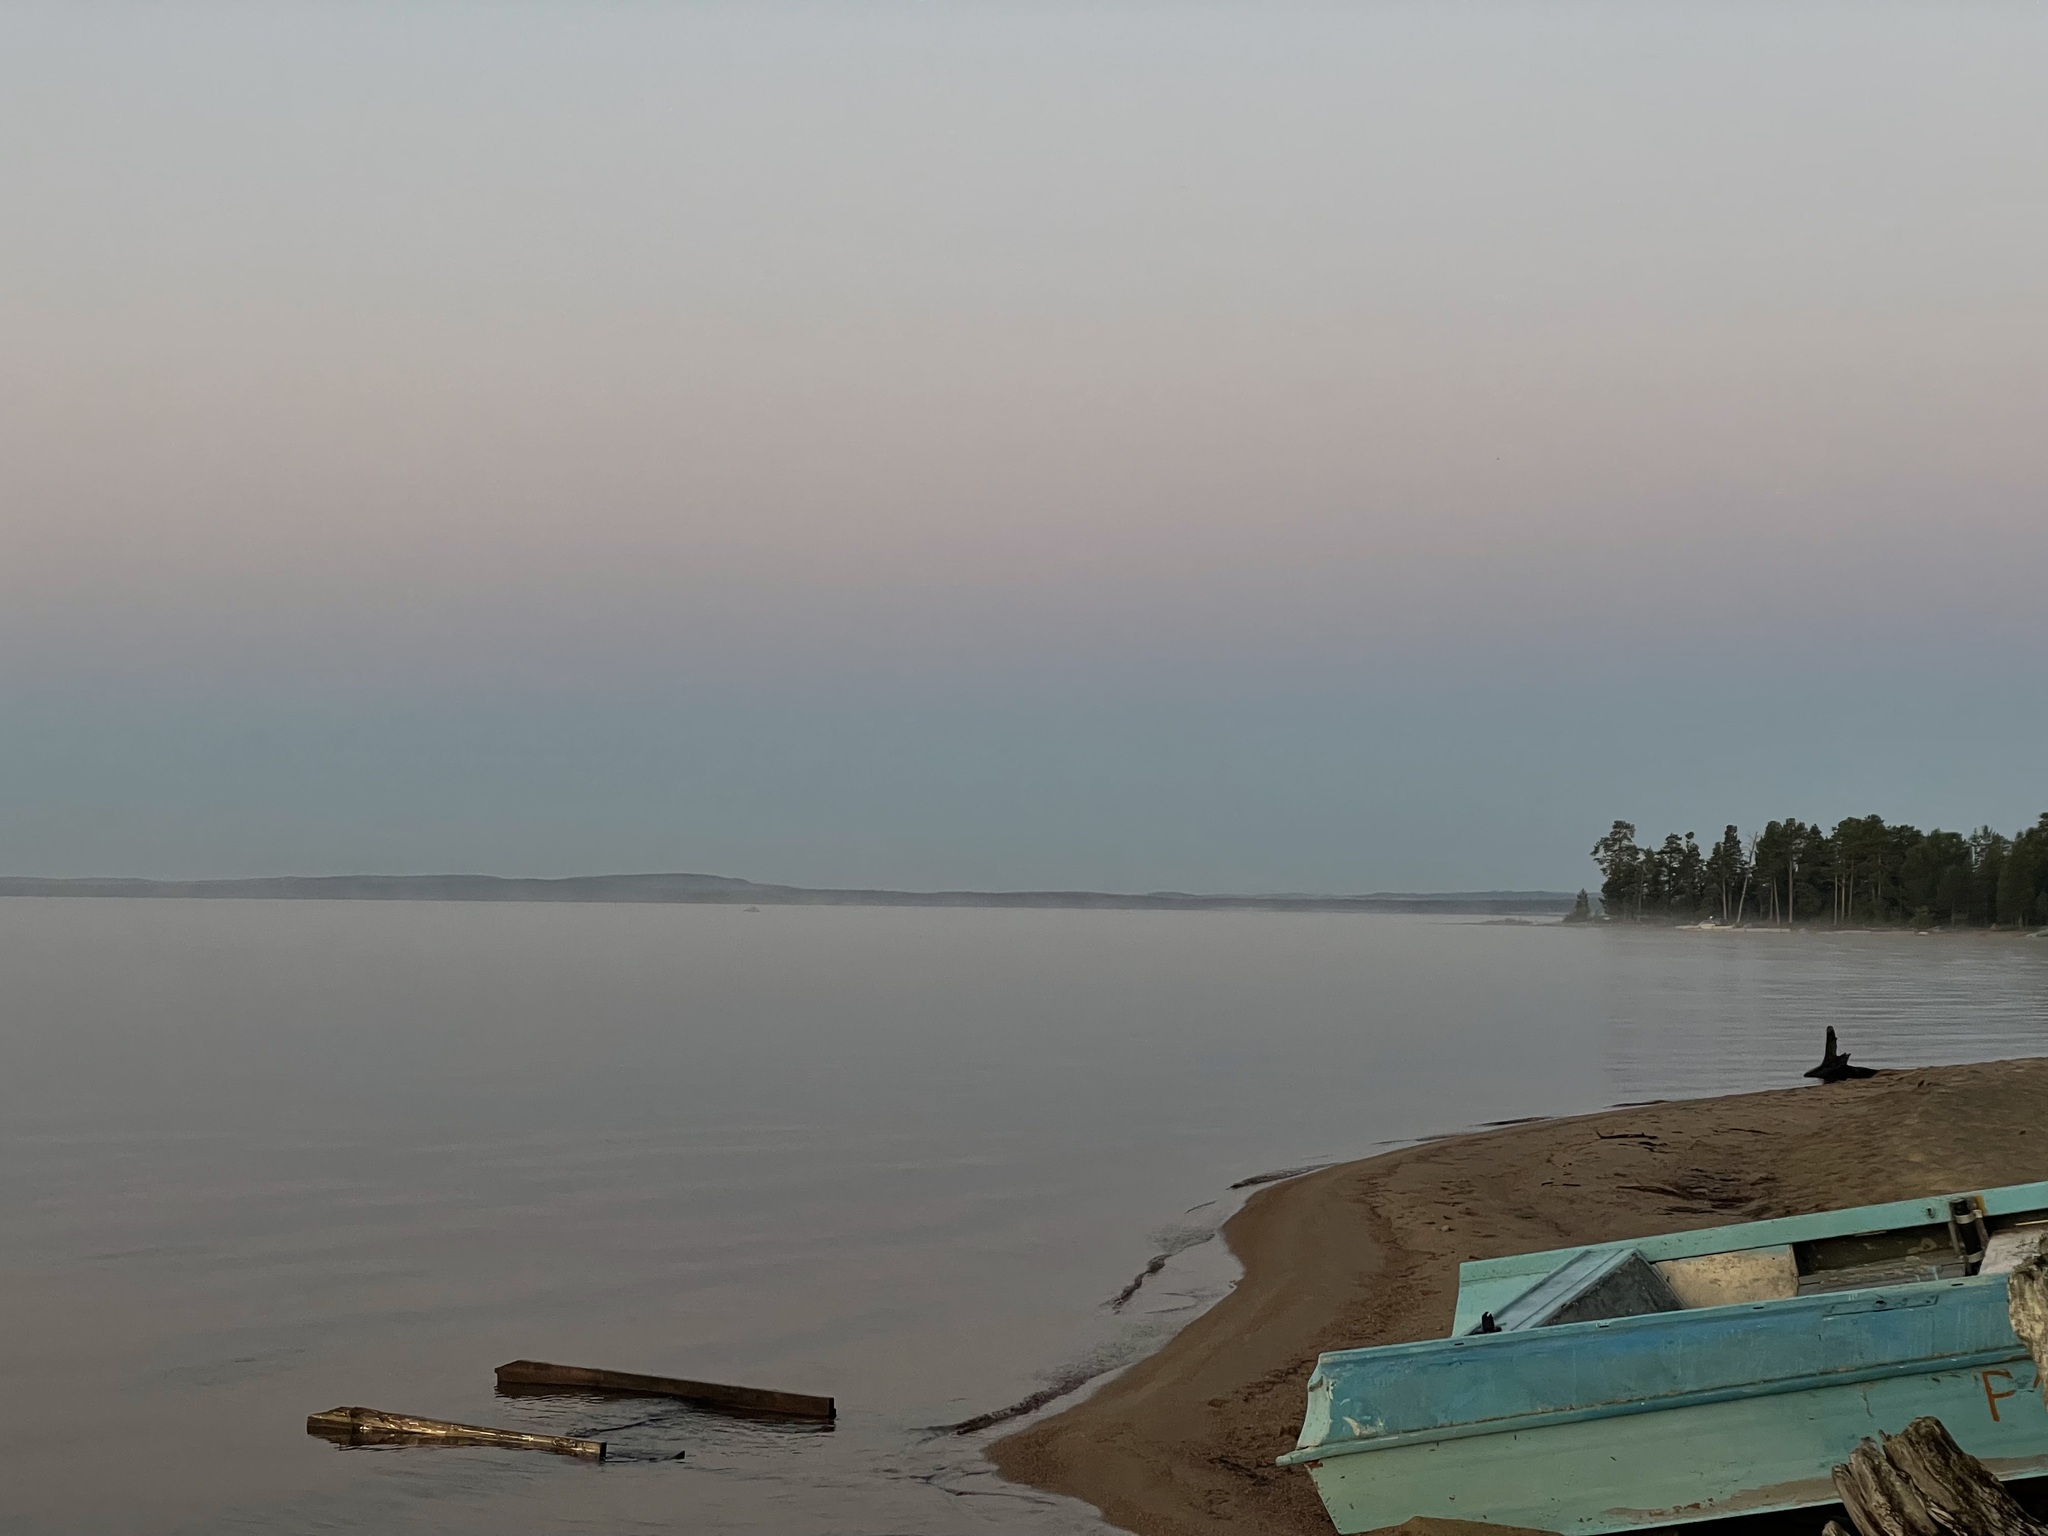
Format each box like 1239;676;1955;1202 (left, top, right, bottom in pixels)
494;1359;835;1422
306;1405;605;1459
1831;1418;2045;1536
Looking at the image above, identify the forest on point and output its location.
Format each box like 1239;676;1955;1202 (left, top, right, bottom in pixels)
1582;814;2048;928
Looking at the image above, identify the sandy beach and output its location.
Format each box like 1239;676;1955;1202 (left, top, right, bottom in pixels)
991;1057;2048;1536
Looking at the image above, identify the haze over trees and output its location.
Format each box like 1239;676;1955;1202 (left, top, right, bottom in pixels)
1589;816;2048;928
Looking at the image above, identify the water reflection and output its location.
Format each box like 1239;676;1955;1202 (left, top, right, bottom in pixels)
1599;929;2048;1103
0;902;2044;1534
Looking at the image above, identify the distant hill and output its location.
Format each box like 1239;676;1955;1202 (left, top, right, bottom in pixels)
0;873;1574;915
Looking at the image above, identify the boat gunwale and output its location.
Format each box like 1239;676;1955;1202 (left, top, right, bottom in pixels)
1277;1339;2025;1464
1451;1179;2048;1333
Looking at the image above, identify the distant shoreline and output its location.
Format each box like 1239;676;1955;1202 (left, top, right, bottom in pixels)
0;874;1575;916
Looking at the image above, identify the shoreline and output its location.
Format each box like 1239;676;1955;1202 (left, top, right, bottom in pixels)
0;875;1571;916
990;1057;2048;1536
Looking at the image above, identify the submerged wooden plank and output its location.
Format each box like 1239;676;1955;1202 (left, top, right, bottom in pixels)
306;1405;605;1459
494;1359;834;1421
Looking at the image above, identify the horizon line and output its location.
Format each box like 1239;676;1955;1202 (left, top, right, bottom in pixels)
0;873;1577;913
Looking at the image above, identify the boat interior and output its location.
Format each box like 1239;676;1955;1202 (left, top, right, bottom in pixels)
1455;1180;2048;1335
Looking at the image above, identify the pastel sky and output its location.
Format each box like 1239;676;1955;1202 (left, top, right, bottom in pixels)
4;3;2044;890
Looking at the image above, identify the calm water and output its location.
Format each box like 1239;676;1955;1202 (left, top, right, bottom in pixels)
3;900;2046;1535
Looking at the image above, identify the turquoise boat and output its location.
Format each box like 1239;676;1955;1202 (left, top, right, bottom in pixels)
1281;1179;2048;1535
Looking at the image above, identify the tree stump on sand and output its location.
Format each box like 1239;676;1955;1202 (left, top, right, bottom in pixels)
1827;1255;2048;1536
1829;1419;2042;1536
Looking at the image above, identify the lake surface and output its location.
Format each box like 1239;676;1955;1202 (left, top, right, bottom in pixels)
2;900;2045;1535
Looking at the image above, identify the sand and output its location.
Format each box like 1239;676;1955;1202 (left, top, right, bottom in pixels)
990;1058;2048;1536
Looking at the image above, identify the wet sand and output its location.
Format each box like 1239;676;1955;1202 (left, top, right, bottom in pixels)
991;1057;2048;1536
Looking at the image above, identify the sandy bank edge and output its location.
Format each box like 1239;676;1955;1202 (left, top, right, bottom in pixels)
991;1058;2048;1536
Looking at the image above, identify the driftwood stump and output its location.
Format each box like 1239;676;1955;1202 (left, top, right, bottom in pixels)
1830;1419;2044;1536
1828;1255;2048;1536
2008;1254;2048;1363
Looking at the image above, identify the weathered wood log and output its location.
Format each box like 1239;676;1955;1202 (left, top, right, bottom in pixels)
1830;1418;2045;1536
1830;1265;2048;1536
1833;1434;1940;1536
306;1405;605;1459
2006;1252;2048;1367
1884;1418;2044;1536
494;1359;834;1422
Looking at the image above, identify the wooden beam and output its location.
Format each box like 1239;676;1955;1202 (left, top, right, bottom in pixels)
494;1359;834;1422
307;1405;605;1459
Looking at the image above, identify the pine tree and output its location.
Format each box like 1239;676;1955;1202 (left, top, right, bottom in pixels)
1590;821;1644;922
1706;826;1747;924
1998;834;2042;928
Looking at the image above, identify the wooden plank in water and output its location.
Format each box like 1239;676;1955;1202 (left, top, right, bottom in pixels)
495;1359;835;1421
307;1405;605;1459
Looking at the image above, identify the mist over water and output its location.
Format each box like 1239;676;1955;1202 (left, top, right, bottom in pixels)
2;900;2045;1534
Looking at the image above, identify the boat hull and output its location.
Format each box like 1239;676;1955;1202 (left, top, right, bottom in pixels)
1286;1254;2048;1536
1298;1357;2048;1535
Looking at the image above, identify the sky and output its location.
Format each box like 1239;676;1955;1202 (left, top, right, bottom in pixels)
3;2;2045;892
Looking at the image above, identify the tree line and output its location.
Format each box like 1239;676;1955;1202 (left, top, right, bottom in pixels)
1584;814;2048;928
